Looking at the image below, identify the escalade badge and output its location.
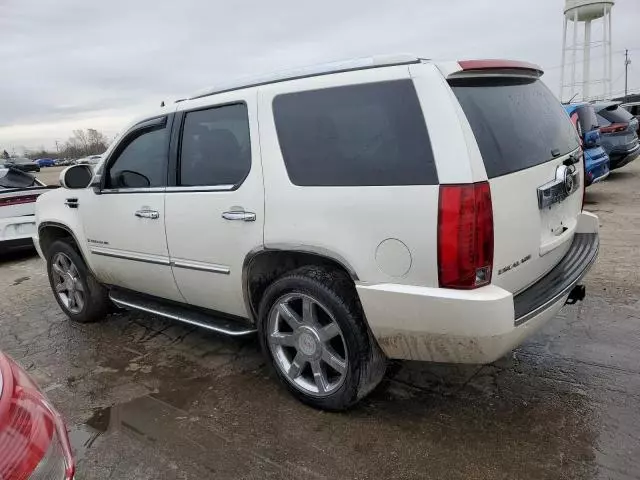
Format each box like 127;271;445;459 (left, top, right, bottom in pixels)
537;164;580;209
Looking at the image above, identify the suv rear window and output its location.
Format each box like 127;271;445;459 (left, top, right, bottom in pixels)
273;80;437;186
597;105;634;124
450;76;580;178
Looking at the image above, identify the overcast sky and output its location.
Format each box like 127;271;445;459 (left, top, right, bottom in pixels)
1;0;638;152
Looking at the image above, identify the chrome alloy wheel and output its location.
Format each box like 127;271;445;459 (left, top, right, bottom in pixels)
267;293;348;397
51;252;85;314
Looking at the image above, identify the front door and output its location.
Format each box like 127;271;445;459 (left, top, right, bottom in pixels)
82;115;184;302
164;93;264;317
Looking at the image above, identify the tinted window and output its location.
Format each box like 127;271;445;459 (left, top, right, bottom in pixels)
598;106;634;124
179;104;251;186
596;114;610;127
273;80;437;186
107;125;168;188
451;77;580;178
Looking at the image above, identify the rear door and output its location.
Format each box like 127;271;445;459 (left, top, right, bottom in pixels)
449;72;583;293
164;92;264;318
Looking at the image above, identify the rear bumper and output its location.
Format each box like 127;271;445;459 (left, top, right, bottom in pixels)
609;144;640;169
357;212;599;364
0;215;36;252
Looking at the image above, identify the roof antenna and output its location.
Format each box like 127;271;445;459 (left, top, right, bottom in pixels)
160;101;165;107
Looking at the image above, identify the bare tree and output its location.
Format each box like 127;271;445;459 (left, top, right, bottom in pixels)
62;128;109;158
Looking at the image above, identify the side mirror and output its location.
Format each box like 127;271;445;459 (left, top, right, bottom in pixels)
60;164;94;189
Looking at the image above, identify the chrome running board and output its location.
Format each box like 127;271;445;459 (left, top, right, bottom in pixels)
109;289;256;337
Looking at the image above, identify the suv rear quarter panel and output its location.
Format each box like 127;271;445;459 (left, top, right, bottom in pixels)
258;65;463;287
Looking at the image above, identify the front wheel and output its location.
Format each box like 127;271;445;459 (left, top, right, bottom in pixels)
46;239;109;323
258;266;386;410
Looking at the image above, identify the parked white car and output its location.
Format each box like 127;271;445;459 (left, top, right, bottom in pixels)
0;166;50;253
34;55;599;409
76;155;103;165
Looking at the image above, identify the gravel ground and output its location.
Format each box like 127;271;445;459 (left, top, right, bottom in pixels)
1;161;640;479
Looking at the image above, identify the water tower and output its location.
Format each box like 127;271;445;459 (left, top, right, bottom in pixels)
560;0;614;102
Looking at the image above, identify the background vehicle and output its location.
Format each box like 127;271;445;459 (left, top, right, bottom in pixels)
564;103;610;185
1;167;51;253
35;56;598;410
4;157;41;173
593;101;640;169
36;158;57;168
76;155;102;165
621;101;640;121
0;350;75;479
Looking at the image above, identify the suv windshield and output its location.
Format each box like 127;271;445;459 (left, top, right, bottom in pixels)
450;76;579;178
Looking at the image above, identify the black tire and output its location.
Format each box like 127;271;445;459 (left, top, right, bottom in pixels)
258;266;386;411
46;239;109;323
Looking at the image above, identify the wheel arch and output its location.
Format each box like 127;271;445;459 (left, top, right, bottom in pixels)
242;246;359;323
38;222;93;271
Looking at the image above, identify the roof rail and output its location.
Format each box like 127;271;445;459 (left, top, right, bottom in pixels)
189;54;424;100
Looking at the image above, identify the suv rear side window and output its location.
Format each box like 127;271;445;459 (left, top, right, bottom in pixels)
107;123;168;189
179;103;251;187
451;76;580;178
273;80;437;186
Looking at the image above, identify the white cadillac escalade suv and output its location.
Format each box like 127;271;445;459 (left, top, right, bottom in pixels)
35;56;599;410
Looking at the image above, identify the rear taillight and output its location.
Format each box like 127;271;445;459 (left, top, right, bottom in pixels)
438;182;494;289
0;195;39;208
599;123;628;134
0;353;74;480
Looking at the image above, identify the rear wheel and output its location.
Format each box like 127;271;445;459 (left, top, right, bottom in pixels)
46;239;109;323
258;266;386;410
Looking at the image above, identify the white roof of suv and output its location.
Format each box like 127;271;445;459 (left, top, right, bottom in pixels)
189;54;426;100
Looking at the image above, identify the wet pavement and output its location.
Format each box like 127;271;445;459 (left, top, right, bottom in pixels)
2;162;640;479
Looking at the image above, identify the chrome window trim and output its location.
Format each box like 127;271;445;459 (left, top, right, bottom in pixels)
90;247;170;266
171;259;230;274
100;187;166;194
165;185;235;193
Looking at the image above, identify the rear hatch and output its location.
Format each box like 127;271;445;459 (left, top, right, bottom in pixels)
597;104;640;151
449;67;583;294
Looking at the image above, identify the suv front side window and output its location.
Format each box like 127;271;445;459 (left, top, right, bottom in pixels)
106;119;169;189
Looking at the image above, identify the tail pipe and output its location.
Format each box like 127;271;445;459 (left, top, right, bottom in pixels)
565;284;586;305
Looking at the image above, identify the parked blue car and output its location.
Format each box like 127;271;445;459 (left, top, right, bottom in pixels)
564;103;610;186
35;158;56;167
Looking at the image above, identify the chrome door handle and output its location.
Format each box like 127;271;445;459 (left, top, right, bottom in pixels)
222;210;256;222
135;209;160;219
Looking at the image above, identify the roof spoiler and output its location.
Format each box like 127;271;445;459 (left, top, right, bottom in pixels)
451;59;544;78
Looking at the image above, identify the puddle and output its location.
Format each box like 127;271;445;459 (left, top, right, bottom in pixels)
67;362;217;462
69;395;168;462
11;276;29;285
